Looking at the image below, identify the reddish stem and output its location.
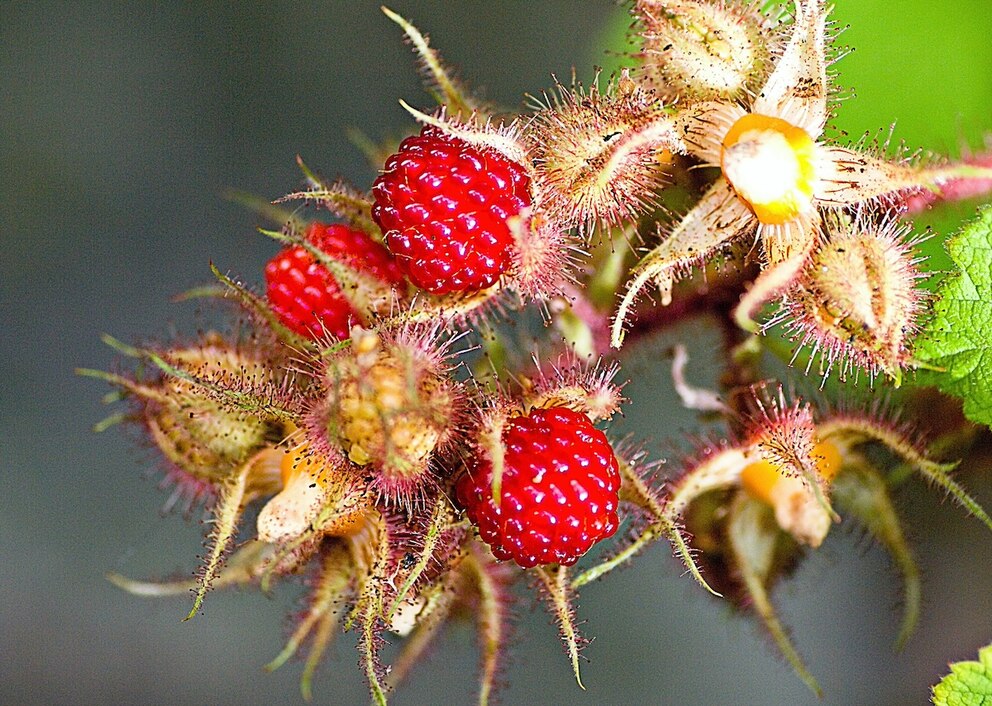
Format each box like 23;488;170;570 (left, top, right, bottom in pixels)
904;151;992;214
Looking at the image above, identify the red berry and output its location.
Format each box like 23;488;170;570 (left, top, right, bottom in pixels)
455;406;621;568
264;223;405;341
371;126;532;294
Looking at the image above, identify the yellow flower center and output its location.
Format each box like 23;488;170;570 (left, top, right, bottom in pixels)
257;443;370;543
721;113;817;225
740;439;842;506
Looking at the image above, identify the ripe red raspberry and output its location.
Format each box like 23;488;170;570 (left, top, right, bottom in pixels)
371;126;532;294
455;406;621;568
264;223;405;341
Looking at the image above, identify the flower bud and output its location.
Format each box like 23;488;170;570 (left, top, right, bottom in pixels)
529;72;674;231
740;439;842;546
635;0;777;100
143;338;286;489
780;215;927;381
256;443;371;545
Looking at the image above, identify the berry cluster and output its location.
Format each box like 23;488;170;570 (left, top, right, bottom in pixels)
84;3;992;704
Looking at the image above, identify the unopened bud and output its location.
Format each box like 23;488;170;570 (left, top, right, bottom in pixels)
144;340;285;487
529;72;675;231
781;215;927;381
635;0;776;100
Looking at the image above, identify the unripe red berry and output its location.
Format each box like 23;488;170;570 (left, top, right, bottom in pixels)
456;406;621;568
371;126;532;294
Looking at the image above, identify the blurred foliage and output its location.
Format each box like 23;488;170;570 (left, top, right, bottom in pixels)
932;642;992;705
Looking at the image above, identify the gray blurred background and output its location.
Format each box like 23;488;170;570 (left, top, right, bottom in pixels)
3;2;992;704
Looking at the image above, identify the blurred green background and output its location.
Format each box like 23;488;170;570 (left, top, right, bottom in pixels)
3;2;991;704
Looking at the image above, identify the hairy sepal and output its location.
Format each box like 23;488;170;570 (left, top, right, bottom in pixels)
727;494;822;697
276;158;379;237
528;71;679;232
831;462;920;651
534;564;587;689
381;6;475;118
265;543;355;702
817;412;992;534
523;355;624;423
612;178;753;347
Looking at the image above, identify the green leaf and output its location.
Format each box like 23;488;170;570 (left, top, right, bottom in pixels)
932;643;992;706
915;207;992;428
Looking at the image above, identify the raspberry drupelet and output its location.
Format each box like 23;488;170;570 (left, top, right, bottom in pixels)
264;222;405;341
456;406;621;568
371;126;532;294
